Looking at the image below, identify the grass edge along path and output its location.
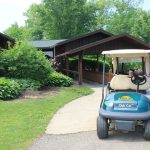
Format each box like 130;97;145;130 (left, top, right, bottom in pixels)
0;86;94;150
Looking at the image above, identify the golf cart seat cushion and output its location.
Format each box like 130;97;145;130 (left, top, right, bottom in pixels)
110;75;150;90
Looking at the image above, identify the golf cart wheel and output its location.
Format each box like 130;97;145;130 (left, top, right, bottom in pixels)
144;120;150;141
97;115;109;139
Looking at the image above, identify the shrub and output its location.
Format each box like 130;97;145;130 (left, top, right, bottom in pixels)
0;42;53;82
0;78;21;100
13;78;42;90
46;72;73;87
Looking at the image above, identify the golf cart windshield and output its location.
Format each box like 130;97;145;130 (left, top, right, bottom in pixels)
101;49;150;92
102;49;150;75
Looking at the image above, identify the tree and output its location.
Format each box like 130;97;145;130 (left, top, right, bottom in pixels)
96;0;150;43
97;0;143;33
4;23;31;41
24;0;97;39
96;0;114;28
131;10;150;43
24;4;45;40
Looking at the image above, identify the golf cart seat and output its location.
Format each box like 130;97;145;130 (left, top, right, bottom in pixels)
110;75;150;91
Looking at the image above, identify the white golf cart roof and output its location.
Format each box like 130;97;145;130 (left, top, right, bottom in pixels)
102;49;150;58
102;49;150;75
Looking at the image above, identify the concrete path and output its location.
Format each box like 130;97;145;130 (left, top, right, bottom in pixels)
46;83;102;134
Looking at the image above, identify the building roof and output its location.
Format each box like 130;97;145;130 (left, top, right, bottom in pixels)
56;33;150;57
29;39;66;49
28;29;112;50
56;28;113;47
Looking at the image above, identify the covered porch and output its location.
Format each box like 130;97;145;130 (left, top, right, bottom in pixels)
56;33;150;85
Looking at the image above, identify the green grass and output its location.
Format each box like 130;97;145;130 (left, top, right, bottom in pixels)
0;86;94;150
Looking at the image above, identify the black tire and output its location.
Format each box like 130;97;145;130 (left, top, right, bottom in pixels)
144;120;150;141
97;115;109;139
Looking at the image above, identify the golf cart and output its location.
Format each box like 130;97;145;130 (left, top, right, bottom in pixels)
97;49;150;140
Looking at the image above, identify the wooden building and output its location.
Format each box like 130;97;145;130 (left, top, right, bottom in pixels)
29;29;112;58
53;29;150;85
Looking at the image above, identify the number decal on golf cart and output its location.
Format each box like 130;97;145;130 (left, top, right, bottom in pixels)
115;103;137;108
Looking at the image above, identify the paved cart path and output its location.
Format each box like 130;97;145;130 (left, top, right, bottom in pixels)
46;83;102;134
30;83;150;150
30;130;150;150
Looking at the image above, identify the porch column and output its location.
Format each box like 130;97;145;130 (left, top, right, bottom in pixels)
78;53;83;85
58;57;64;72
65;56;69;76
96;54;99;72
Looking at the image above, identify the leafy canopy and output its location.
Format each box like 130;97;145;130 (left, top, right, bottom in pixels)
25;0;97;39
4;22;31;41
97;0;150;43
4;0;150;43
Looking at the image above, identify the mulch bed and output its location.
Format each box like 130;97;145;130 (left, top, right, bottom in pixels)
19;87;60;99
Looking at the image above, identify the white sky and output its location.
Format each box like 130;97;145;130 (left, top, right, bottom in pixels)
0;0;41;32
0;0;149;32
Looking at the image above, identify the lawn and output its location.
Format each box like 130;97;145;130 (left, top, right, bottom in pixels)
0;86;93;150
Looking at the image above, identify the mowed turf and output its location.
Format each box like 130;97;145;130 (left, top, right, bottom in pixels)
0;86;93;150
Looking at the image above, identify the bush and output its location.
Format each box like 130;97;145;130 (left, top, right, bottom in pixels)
0;42;53;82
46;72;73;87
13;78;42;90
0;78;21;100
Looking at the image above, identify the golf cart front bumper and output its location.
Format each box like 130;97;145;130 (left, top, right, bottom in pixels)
99;108;150;121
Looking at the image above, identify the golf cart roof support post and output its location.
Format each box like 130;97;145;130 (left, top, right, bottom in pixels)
142;57;145;74
121;63;124;73
100;54;105;107
116;57;119;75
111;59;113;74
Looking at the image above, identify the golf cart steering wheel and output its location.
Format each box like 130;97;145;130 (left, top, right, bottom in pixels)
131;75;147;85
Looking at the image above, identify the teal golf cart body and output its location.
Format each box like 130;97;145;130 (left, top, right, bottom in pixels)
97;49;150;140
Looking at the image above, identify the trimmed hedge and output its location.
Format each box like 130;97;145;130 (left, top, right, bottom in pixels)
0;78;21;100
13;78;42;91
0;73;73;100
45;72;73;87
